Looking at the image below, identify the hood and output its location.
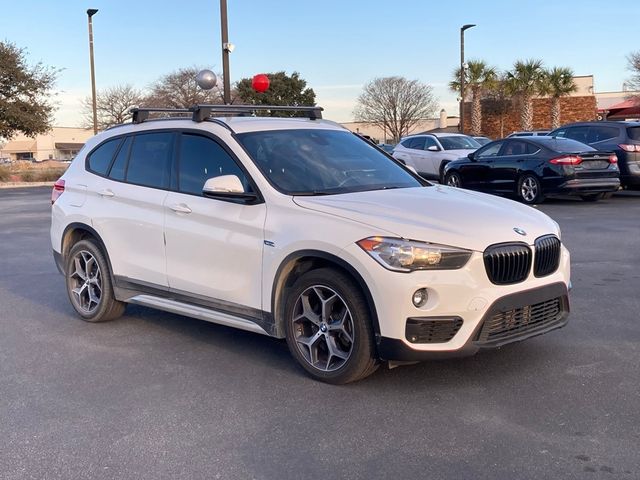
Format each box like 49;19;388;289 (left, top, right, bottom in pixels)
442;149;475;159
293;186;558;252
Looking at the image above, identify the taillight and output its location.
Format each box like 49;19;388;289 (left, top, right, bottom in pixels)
619;144;640;152
608;154;618;164
550;155;582;165
51;179;65;205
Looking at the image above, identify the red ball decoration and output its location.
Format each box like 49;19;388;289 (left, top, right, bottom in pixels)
252;74;270;93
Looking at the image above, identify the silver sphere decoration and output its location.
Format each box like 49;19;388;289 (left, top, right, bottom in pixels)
196;69;218;90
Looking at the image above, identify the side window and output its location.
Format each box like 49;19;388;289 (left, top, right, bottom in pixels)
552;128;567;138
589;126;619;143
501;140;528;156
108;136;132;181
409;137;426;150
424;137;439;150
178;134;248;196
525;142;540;154
476;141;504;159
87;138;122;175
400;138;413;148
126;132;174;189
565;126;589;144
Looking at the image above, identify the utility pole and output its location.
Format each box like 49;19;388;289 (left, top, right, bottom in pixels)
87;9;99;135
220;0;231;104
460;24;476;134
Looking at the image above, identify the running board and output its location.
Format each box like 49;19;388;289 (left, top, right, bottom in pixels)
128;294;270;336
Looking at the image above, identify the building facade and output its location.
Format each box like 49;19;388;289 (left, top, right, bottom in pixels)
1;127;93;162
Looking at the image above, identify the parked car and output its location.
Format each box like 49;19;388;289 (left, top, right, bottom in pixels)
549;121;640;189
392;133;481;180
443;136;620;204
473;136;492;146
51;105;571;384
508;131;550;138
376;143;395;154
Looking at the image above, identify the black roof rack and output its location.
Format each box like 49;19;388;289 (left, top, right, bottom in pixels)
130;104;323;124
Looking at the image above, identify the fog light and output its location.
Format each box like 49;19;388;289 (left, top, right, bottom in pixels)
412;288;428;307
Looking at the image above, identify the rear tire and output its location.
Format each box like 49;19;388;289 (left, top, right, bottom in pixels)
65;239;125;322
284;268;378;384
517;174;544;204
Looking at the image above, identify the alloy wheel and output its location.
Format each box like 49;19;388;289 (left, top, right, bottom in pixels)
447;173;461;188
68;250;102;314
521;176;538;202
291;285;354;372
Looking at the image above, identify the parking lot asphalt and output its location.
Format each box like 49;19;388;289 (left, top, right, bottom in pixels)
1;186;639;480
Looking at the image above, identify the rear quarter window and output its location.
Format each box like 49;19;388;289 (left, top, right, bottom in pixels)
627;127;640;141
87;138;122;175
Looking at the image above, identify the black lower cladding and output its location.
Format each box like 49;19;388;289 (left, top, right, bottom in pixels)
377;282;569;361
405;317;463;344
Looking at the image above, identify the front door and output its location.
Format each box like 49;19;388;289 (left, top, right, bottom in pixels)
163;132;266;316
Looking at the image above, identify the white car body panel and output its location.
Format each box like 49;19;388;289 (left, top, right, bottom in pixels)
51;116;571;362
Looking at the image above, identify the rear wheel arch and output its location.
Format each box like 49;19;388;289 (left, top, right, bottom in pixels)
61;223;114;276
271;250;380;342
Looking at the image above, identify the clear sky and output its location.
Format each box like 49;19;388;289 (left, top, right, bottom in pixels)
1;0;638;126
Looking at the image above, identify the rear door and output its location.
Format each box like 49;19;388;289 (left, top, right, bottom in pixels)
87;132;173;287
491;140;537;193
163;131;266;316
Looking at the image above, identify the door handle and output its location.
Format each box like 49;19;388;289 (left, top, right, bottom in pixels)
170;204;192;214
98;189;114;197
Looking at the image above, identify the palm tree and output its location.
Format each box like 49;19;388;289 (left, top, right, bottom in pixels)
450;60;498;136
539;67;577;129
506;59;545;131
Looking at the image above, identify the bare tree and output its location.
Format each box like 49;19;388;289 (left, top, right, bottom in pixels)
627;51;640;94
354;77;438;143
81;84;144;130
145;66;233;108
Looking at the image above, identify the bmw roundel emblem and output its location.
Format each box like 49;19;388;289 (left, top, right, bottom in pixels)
513;227;527;236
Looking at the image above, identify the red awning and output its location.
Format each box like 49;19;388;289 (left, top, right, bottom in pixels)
606;98;640;118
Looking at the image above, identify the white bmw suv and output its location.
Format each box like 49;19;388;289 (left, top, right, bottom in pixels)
51;105;570;384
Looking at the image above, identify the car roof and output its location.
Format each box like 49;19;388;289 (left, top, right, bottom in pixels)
106;116;347;136
553;121;640;128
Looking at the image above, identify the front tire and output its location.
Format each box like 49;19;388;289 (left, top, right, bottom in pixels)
445;171;462;188
284;268;378;384
518;174;544;204
65;239;125;322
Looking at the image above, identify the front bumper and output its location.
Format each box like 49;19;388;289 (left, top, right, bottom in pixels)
340;242;571;361
377;282;569;361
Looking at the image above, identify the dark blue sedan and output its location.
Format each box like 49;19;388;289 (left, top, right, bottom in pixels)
442;136;620;204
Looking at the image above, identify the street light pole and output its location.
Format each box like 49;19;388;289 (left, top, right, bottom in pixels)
459;24;476;134
220;0;231;104
87;9;99;135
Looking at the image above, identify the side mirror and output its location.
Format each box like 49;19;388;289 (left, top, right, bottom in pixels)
467;152;476;161
427;145;440;152
202;175;258;202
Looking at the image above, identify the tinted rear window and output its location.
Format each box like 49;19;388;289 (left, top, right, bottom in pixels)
126;133;174;189
532;137;595;153
627;127;640;141
87;138;122;175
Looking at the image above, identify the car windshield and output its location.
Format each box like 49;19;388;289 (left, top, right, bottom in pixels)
438;135;481;150
534;137;596;153
237;129;424;195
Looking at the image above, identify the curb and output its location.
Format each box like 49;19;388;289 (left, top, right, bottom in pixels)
0;182;55;189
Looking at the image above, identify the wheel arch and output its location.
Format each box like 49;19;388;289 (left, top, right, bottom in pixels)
60;223;115;279
270;250;381;341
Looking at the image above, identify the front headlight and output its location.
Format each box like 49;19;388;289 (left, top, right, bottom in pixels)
357;237;472;272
